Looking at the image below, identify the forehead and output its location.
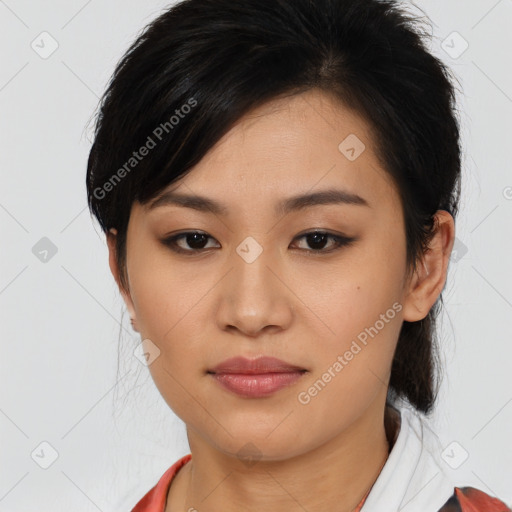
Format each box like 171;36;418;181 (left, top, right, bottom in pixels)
197;90;375;176
142;89;399;218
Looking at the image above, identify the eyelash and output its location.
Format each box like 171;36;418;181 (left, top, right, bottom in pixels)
161;230;356;255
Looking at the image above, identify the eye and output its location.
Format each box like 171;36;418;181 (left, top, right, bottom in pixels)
290;230;356;253
161;230;356;255
161;231;219;254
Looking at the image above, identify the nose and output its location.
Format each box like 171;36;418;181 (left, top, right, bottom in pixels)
215;238;294;338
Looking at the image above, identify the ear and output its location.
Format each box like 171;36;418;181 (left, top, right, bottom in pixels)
107;228;139;332
402;210;455;322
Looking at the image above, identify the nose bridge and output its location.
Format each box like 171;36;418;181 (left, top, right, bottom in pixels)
232;234;278;300
216;233;292;335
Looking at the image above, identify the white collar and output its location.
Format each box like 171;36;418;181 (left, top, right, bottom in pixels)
361;406;456;512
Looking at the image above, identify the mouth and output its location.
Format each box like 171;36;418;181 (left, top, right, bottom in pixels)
208;355;307;374
207;356;308;398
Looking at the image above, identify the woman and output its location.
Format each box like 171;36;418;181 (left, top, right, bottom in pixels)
86;0;511;510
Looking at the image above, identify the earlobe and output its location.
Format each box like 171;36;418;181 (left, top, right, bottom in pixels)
402;210;455;322
107;228;139;332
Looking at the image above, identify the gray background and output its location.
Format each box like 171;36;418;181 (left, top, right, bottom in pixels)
1;0;511;510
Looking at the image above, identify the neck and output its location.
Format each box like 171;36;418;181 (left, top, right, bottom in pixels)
167;402;399;512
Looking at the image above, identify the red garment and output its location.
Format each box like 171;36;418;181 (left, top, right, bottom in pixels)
131;454;511;512
131;455;191;512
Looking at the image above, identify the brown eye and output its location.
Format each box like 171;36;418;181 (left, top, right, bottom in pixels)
161;231;219;253
291;231;356;253
161;230;356;256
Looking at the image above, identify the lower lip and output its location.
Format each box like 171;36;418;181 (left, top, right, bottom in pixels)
210;371;306;398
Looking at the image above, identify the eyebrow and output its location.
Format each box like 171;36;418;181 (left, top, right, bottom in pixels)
147;188;370;216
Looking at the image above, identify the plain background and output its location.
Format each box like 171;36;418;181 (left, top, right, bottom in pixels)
1;0;511;510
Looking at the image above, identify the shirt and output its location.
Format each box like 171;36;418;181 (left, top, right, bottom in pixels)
131;406;511;512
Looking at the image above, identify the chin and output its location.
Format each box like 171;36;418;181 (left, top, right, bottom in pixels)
204;422;310;464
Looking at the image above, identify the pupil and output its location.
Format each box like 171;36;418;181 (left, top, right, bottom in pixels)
188;233;207;248
308;232;327;250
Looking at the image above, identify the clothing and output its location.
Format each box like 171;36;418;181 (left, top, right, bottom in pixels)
131;407;510;512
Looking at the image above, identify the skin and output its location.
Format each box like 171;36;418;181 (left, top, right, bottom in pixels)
107;89;455;512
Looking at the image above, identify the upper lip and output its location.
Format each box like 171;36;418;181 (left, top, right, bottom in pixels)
208;356;306;374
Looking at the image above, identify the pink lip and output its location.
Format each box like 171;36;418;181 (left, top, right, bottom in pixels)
209;356;305;374
208;356;307;398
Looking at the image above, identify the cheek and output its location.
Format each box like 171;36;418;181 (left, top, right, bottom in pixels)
304;231;406;382
294;285;403;437
311;291;402;391
126;252;217;405
311;249;404;341
127;248;211;342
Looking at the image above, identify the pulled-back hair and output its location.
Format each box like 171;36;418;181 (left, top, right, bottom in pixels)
86;0;462;414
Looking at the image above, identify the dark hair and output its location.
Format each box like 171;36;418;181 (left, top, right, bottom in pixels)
86;0;462;414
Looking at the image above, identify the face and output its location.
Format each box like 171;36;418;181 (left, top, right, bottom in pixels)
109;89;426;461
